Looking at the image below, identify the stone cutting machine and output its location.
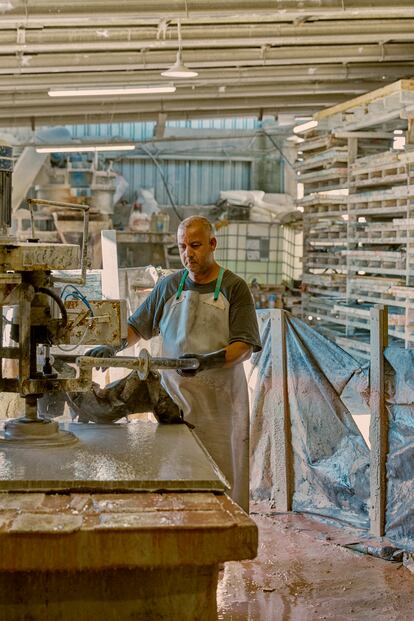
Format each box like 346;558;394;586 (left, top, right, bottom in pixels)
0;144;197;446
0;144;129;445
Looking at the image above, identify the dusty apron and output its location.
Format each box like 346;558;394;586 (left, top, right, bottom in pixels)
159;268;250;511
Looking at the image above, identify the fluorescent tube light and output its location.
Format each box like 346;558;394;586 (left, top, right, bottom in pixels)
48;85;176;97
35;144;136;153
293;120;318;134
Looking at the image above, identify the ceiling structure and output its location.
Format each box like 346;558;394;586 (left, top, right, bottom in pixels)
1;1;414;128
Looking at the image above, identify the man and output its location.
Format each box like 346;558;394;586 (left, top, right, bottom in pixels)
91;216;261;511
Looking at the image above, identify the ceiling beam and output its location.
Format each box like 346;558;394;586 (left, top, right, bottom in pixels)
0;42;413;75
1;19;414;53
3;1;414;25
0;81;386;106
0;93;349;126
0;63;412;92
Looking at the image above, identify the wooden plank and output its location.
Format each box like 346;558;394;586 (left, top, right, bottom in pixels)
369;305;388;538
270;310;293;512
407;118;414;145
299;167;347;182
299;194;347;207
315;79;414;121
334;131;395;139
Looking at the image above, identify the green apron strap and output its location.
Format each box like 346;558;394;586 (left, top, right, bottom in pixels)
177;267;224;300
176;269;189;300
214;266;225;301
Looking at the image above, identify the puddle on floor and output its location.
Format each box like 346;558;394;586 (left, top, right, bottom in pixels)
217;505;414;621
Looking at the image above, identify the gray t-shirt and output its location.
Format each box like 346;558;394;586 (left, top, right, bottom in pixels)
128;268;262;352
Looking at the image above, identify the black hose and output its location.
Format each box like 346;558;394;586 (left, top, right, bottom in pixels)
37;286;68;328
139;144;184;221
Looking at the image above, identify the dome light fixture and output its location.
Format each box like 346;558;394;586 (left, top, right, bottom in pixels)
161;20;198;79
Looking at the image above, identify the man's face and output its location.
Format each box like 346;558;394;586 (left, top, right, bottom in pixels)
177;224;217;275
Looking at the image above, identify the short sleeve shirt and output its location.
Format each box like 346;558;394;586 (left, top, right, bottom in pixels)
128;268;262;352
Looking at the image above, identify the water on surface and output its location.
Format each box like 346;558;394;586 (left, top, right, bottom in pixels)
217;505;414;621
0;422;226;492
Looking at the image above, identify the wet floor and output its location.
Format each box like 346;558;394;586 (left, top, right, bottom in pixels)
217;503;414;621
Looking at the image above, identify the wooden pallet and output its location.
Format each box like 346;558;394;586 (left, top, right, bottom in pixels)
314;79;414;132
350;150;414;188
353;218;414;240
300;168;348;194
347;184;414;215
296;147;349;173
299;133;346;154
350;147;414;172
303;205;348;219
302;273;346;287
301;193;348;219
304;252;346;271
299;80;414;351
347;266;406;277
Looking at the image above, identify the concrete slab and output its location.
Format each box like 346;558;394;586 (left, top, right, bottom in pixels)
0;422;228;493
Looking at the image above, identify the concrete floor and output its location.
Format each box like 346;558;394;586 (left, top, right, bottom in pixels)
218;503;414;621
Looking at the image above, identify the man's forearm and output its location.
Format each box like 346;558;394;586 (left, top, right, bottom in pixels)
127;324;141;348
223;341;253;367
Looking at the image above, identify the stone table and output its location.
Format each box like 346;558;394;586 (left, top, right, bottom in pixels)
0;423;258;620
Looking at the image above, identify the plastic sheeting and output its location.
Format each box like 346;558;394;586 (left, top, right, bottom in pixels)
250;313;370;529
250;312;414;549
383;345;414;551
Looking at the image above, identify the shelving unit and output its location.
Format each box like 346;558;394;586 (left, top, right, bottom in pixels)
300;79;414;357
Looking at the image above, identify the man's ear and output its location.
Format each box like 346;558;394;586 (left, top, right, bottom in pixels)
210;236;217;250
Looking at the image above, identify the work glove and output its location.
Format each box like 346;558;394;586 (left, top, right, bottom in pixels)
84;345;116;371
177;349;226;377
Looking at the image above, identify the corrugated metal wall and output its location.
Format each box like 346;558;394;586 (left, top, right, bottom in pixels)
70;117;260;140
118;158;251;205
68;119;258;205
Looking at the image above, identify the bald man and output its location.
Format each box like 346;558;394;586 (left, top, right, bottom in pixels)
90;216;261;511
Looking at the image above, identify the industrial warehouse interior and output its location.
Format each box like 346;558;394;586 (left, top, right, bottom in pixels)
1;1;414;619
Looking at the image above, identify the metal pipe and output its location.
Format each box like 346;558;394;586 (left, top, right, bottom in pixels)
77;349;199;380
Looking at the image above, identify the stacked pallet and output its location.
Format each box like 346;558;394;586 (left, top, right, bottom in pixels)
300;79;414;357
296;131;349;194
301;194;348;332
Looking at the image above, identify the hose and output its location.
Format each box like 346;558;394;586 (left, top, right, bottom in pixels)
37;286;68;328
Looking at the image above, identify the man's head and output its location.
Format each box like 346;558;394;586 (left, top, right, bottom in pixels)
177;216;217;278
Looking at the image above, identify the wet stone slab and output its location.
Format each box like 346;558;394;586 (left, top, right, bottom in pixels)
0;422;227;493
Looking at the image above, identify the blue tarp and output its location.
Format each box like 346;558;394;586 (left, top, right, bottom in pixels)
250;313;414;549
250;313;370;528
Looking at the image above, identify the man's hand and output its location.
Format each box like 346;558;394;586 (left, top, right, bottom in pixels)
84;345;116;371
177;349;226;377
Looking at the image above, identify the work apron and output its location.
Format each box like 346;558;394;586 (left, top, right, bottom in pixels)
159;268;250;511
